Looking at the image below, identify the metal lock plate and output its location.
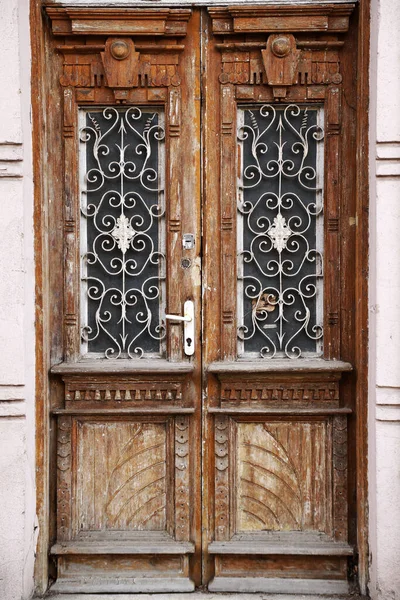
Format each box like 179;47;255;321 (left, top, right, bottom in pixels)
182;233;195;250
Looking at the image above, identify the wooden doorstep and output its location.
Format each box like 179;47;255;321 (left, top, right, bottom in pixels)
209;577;349;595
51;540;195;555
51;359;194;376
208;359;353;374
209;532;353;556
51;577;195;594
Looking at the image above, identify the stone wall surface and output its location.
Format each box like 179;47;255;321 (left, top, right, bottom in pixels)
369;0;400;599
0;0;36;599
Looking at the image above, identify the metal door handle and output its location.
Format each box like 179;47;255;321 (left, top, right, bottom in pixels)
165;300;195;356
165;314;192;323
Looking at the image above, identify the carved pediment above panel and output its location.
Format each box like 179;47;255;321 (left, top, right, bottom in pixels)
210;4;353;97
216;41;342;95
46;7;191;99
58;42;183;96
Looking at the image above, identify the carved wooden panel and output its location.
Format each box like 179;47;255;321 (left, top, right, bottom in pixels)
75;420;168;533
175;416;190;540
215;416;230;541
237;420;331;533
64;379;183;408
221;381;339;406
332;415;348;541
56;414;193;543
57;416;73;541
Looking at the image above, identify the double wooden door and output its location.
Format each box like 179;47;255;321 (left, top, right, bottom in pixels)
46;4;359;594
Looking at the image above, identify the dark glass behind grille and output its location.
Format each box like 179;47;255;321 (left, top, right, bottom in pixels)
81;107;165;358
239;105;323;359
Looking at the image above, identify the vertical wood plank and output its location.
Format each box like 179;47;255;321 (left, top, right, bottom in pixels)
167;86;183;361
333;415;348;542
324;85;342;359
354;0;371;590
63;87;80;360
220;84;237;360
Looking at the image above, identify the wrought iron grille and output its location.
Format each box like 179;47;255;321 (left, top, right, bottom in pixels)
79;107;166;359
237;105;324;359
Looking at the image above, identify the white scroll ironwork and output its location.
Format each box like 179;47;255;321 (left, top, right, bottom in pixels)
237;104;324;359
79;107;166;359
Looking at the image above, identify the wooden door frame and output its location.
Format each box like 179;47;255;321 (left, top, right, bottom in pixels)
31;0;370;595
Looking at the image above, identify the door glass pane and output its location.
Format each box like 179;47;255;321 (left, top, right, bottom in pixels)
237;105;324;359
79;107;166;359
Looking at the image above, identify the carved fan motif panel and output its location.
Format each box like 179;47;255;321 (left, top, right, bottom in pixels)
237;421;330;533
75;421;167;533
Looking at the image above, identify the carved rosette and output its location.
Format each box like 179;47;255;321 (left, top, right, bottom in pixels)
215;416;230;541
175;416;190;540
333;415;348;541
57;416;72;540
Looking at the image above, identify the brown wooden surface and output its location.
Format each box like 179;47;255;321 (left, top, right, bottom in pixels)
354;1;371;594
203;2;360;592
33;2;370;594
40;4;202;593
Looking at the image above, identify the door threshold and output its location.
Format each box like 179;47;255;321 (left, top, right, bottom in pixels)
44;593;367;600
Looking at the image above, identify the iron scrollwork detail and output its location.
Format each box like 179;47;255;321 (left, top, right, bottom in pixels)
238;104;324;359
80;107;166;359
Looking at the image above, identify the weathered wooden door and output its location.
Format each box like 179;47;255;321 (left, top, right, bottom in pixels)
46;4;359;594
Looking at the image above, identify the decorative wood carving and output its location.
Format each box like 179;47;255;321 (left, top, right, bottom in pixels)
46;7;191;106
75;420;167;532
332;415;348;541
57;46;184;100
324;83;342;358
213;369;345;410
221;382;339;405
40;2;361;590
63;87;79;360
215;416;230;541
175;416;190;540
220;84;237;359
210;4;351;105
261;34;300;98
100;37;140;101
57;416;72;541
167;85;183;360
64;380;183;408
216;44;342;96
237;420;332;535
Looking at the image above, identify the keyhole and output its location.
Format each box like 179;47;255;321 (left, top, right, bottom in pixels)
186;338;192;347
